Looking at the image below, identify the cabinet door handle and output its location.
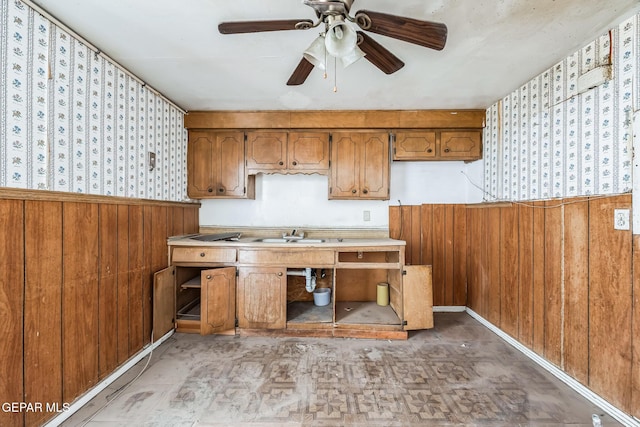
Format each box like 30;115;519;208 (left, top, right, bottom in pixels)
200;252;206;257
207;187;213;193
218;187;225;193
427;148;433;153
279;161;284;166
444;148;450;153
362;189;369;194
292;161;297;166
277;272;283;276
206;275;212;280
352;189;357;194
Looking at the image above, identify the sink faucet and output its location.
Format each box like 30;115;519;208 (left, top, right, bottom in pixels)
283;229;304;240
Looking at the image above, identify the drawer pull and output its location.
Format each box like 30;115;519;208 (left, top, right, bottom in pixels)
206;275;212;280
200;252;206;257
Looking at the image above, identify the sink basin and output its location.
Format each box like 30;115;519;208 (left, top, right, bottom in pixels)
256;238;325;243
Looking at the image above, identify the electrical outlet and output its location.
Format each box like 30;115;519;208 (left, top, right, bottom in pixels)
614;209;630;230
363;210;371;221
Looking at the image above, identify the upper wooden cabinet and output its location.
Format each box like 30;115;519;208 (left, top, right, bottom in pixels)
187;131;255;199
393;130;482;161
440;130;482;160
330;132;390;200
246;131;329;174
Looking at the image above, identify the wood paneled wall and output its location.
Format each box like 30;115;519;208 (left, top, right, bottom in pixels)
466;196;636;413
0;191;199;427
391;195;638;418
389;204;467;306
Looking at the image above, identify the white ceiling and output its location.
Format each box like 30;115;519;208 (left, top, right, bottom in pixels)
31;0;640;112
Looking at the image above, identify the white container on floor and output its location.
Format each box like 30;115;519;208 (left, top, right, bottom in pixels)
313;288;331;306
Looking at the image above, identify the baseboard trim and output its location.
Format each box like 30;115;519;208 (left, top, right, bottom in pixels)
43;330;175;427
465;308;640;427
433;306;466;312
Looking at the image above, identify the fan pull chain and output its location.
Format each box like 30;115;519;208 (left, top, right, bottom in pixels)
323;44;328;79
333;57;338;93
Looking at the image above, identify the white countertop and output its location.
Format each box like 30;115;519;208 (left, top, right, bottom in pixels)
168;234;406;249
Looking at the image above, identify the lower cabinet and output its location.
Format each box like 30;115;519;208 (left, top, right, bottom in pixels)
154;244;433;339
153;265;236;338
237;267;287;329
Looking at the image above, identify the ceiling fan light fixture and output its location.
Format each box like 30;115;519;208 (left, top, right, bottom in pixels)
303;35;327;70
340;45;365;68
324;15;358;58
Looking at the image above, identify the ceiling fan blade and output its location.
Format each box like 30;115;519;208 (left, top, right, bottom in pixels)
218;19;313;34
287;58;315;86
355;10;447;51
357;32;404;75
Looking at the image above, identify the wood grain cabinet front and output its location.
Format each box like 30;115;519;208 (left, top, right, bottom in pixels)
153;266;236;337
393;130;482;161
246;131;329;174
187;130;255;199
237;267;287;329
330;132;390;200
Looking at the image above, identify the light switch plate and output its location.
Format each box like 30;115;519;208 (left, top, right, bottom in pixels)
363;210;371;221
614;209;630;230
148;151;156;171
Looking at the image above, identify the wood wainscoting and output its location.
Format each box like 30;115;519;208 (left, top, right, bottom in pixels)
390;195;639;418
389;204;468;306
0;189;199;427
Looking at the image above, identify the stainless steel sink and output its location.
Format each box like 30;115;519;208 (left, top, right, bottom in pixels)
256;238;325;243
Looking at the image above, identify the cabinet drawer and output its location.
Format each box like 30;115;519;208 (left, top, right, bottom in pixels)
172;247;237;263
238;249;334;265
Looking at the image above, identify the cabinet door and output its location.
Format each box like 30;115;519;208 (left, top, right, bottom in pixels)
201;267;236;335
217;132;247;197
288;132;330;172
237;267;286;329
439;130;482;160
246;131;287;172
360;132;390;200
153;266;176;341
393;131;436;160
187;132;216;198
403;265;433;330
329;133;360;198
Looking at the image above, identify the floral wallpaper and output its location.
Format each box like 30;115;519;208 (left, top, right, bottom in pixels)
0;0;188;201
483;14;636;201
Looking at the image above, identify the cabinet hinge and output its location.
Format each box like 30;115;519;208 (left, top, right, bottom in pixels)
402;270;407;275
402;320;408;326
393;147;396;155
243;186;246;194
329;187;332;194
235;270;239;277
235;318;239;327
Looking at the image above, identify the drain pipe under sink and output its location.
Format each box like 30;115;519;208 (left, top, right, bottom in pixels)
287;268;316;292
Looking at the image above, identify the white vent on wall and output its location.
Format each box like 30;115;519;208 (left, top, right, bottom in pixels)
577;65;612;94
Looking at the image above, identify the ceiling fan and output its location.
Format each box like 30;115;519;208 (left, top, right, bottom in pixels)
218;0;447;86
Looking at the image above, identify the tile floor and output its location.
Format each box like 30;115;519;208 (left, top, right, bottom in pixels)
61;313;616;426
